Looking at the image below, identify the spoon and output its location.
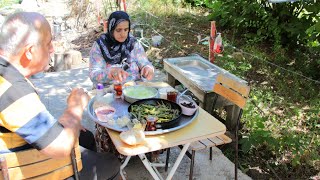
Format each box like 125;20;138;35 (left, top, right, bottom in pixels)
177;89;188;101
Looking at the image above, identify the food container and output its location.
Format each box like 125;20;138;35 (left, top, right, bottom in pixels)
92;93;114;110
94;106;116;122
128;98;182;129
123;85;158;104
178;95;198;116
158;87;176;99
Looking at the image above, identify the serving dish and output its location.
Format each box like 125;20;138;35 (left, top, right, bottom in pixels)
95;106;116;122
123;85;158;103
128;98;182;129
177;95;198;116
88;94;199;135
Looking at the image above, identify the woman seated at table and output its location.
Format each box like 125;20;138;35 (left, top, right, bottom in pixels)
89;11;155;156
89;10;154;87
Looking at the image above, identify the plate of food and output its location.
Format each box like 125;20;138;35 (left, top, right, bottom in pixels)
95;108;131;130
128;98;182;129
88;95;132;131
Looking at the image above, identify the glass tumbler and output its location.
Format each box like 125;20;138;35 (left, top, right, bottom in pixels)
167;90;178;102
113;81;123;98
146;116;158;131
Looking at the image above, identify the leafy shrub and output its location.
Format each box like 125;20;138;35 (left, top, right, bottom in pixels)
0;0;20;8
215;45;320;178
187;0;319;49
186;0;320;80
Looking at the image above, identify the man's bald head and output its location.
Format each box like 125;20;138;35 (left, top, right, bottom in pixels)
0;12;50;56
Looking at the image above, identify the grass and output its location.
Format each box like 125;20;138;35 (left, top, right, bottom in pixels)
213;41;320;178
129;0;320;179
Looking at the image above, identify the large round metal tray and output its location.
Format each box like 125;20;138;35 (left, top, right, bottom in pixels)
87;96;199;135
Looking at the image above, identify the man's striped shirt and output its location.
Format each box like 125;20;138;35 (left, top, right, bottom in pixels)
0;57;63;153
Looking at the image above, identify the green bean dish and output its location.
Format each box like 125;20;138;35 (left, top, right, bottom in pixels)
130;101;180;123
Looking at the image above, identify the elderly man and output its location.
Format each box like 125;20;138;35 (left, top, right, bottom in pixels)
0;11;120;179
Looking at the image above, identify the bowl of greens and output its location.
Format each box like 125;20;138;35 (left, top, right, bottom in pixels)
123;85;158;103
128;98;182;129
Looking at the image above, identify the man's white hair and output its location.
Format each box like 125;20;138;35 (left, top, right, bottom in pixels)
0;12;45;56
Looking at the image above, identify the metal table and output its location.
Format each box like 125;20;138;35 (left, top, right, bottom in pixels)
164;55;249;130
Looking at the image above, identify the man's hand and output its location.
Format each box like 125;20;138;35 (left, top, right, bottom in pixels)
141;66;154;80
43;88;89;158
67;88;90;120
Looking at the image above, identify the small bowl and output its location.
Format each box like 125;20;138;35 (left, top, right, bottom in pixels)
178;95;198;116
95;106;116;122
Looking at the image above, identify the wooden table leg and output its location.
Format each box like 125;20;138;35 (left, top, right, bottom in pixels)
202;93;240;131
203;92;217;114
225;105;241;131
167;73;179;88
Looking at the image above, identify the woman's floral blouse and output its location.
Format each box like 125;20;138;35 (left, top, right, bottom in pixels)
89;41;153;86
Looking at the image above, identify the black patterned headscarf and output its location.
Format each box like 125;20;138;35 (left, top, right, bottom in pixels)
96;11;136;65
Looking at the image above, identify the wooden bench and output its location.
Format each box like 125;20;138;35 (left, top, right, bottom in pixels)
0;143;82;180
186;134;232;179
190;133;232;157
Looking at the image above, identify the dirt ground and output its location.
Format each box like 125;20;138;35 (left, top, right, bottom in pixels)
70;15;211;65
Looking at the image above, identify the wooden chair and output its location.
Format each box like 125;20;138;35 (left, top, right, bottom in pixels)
166;73;250;180
208;73;250;180
0;143;82;180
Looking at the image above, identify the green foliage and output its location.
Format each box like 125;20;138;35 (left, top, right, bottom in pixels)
133;0;320;177
186;0;320;80
134;0;184;17
188;0;320;49
0;0;20;8
241;95;320;167
215;44;320;177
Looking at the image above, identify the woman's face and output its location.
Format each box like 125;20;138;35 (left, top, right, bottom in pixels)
113;21;129;43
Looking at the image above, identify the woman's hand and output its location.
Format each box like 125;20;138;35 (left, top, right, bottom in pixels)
141;66;154;80
109;67;129;82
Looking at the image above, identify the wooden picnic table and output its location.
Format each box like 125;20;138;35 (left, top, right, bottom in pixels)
107;107;226;180
88;82;226;180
